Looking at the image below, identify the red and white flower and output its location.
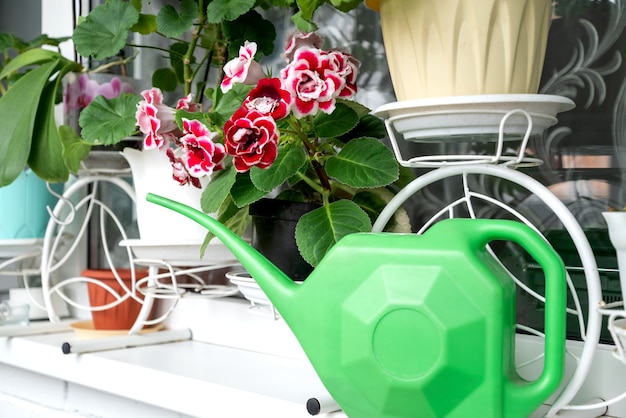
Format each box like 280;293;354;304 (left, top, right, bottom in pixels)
282;31;323;63
221;41;265;93
166;148;201;188
280;48;344;118
136;88;179;149
179;118;225;178
223;108;279;172
327;50;360;99
176;93;200;112
242;78;291;120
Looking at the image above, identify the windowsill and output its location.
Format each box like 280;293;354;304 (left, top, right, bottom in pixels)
0;297;338;417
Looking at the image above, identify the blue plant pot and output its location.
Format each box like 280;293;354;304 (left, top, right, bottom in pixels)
0;170;64;240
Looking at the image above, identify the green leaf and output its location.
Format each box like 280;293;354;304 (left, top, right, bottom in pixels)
326;137;399;188
221;204;250;238
79;94;140;145
28;77;70;183
200;196;249;257
201;165;236;213
290;10;318;33
59;125;92;174
0;48;60;80
131;13;158;35
296;200;371;266
314;102;358;138
250;144;307;192
206;0;256;23
169;42;191;85
231;172;267;207
222;10;276;58
156;0;198;38
351;189;389;225
295;0;325;22
338;114;387;142
207;83;252;126
73;0;140;60
152;67;179;92
0;61;58;186
329;0;363;12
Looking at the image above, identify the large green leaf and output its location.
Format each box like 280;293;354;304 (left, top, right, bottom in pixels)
0;48;60;80
313;102;358;138
79;94;140;145
295;0;325;23
152;67;179;92
337;114;387;142
326;137;399;188
250;144;307;192
206;0;256;23
222;10;276;58
59;125;91;174
295;200;371;266
0;61;58;186
28;79;70;183
231;172;267;207
201;165;236;213
131;13;158;35
156;0;198;38
73;0;140;60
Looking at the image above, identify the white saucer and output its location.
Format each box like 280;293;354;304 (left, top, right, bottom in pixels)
372;94;575;142
119;238;237;265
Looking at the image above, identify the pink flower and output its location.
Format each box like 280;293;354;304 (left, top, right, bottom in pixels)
220;41;265;93
327;50;360;99
283;31;324;63
243;78;291;120
179;118;225;178
176;94;200;112
63;74;99;111
135;88;179;149
223;108;279;172
95;76;135;99
280;48;344;118
166;148;201;188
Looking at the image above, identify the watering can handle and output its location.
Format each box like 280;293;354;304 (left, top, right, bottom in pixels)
469;220;566;414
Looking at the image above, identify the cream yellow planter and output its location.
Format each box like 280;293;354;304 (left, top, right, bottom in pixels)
366;0;552;101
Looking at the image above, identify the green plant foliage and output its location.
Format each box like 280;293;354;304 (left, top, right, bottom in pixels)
296;199;371;266
78;94;141;145
73;0;140;60
325;137;399;188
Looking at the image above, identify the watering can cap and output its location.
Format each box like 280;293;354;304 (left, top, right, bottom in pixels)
364;0;380;11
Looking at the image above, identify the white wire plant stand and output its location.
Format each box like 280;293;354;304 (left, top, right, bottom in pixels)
371;94;623;417
38;155;239;346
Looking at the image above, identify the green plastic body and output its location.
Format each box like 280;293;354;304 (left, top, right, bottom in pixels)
148;193;566;418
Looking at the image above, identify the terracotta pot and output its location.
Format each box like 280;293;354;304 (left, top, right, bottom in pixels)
84;268;151;330
366;0;552;101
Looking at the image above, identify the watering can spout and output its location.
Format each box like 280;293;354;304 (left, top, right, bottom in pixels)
146;193;298;307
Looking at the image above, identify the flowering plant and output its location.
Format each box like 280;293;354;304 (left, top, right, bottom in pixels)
134;32;407;266
30;0;409;266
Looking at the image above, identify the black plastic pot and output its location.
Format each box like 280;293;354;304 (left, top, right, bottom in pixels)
249;198;319;281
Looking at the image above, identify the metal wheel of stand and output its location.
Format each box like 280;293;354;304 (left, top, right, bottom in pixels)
39;174;145;323
372;164;602;417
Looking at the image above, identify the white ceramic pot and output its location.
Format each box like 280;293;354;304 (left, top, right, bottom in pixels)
603;211;626;303
122;148;208;243
366;0;552;101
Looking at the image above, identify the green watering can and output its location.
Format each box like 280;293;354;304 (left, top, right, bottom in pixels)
148;193;566;418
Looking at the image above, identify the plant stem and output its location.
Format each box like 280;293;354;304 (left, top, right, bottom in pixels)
290;116;332;191
182;0;207;96
295;171;326;195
